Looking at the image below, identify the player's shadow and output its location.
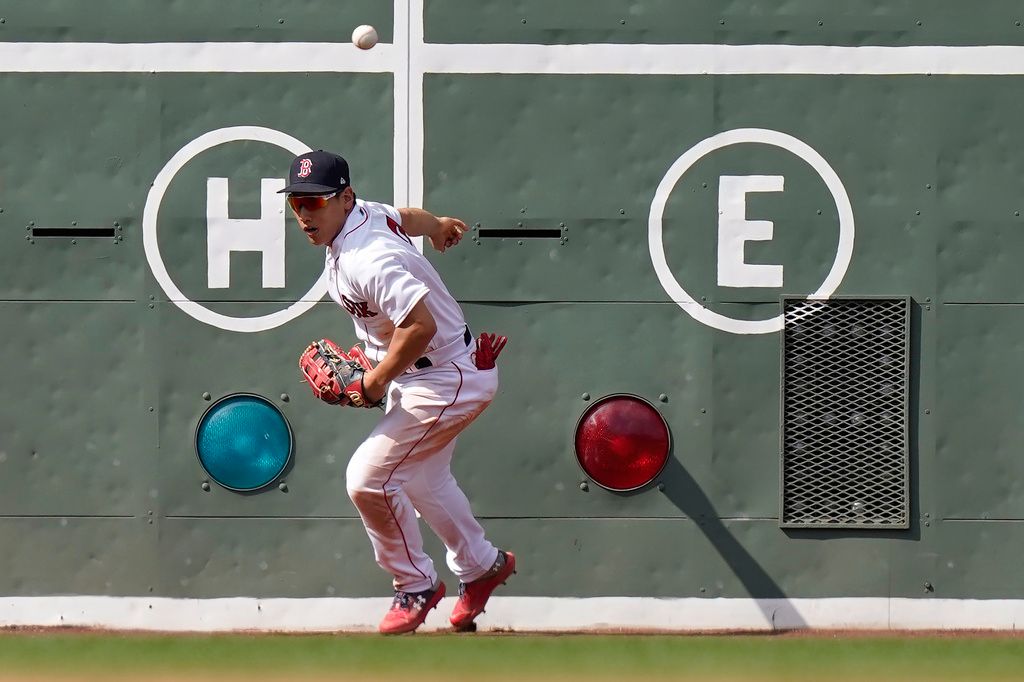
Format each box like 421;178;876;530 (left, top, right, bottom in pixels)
644;454;808;630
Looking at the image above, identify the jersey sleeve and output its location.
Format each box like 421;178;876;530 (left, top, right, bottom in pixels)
361;253;430;326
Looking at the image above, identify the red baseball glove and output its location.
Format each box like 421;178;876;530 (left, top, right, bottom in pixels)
299;339;383;408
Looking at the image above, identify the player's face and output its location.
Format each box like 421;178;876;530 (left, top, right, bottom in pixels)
289;188;354;246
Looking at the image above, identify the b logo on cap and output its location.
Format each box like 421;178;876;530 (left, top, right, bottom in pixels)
297;158;313;178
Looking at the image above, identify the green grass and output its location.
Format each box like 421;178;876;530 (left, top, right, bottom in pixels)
0;632;1022;681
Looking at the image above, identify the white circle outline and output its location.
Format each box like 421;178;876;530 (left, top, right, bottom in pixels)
143;126;325;333
648;128;855;335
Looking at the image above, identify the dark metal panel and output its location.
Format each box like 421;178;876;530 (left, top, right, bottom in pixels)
452;302;710;520
476;518;892;599
935;305;1024;519
0;0;391;42
889;520;1024;599
425;0;1024;46
423;73;714;303
0;302;148;516
0;74;153;300
0;518;153;595
155;301;379;518
157;518;382;598
710;310;784;518
424;74;946;305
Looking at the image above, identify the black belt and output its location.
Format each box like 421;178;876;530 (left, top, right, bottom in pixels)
413;327;472;370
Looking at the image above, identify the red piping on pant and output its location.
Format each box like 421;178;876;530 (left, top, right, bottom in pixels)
381;362;464;587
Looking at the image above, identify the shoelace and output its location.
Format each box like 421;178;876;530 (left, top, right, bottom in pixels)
391;589;430;611
458;552;506;597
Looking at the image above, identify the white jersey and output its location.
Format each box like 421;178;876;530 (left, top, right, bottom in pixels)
325;199;469;366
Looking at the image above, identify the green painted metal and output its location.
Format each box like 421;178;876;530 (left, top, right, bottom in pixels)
1;1;1024;605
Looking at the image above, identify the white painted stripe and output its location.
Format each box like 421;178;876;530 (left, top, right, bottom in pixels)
423;43;1024;75
392;6;410;207
7;42;1024;75
0;42;395;73
1;596;1022;632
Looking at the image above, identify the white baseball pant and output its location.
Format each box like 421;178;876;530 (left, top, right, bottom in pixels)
345;354;500;593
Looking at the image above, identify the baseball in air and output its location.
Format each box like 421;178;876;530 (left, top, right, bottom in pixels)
352;24;378;50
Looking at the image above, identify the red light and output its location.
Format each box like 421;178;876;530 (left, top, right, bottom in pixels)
574;394;671;492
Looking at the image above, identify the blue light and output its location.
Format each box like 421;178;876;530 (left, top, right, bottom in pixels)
195;394;293;492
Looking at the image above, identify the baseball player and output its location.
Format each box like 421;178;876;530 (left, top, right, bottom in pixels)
283;150;515;634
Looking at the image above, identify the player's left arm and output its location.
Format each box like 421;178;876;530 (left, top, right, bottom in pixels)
361;299;437;402
398;207;466;253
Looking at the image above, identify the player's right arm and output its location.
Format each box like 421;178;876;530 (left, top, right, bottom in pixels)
360;299;437;402
398;207;466;252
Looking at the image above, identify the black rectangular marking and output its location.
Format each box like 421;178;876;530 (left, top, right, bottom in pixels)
31;227;116;238
477;228;562;239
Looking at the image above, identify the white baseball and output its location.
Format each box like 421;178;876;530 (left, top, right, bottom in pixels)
352;24;378;50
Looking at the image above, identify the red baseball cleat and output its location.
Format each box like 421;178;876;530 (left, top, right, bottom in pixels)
450;550;516;631
378;581;446;635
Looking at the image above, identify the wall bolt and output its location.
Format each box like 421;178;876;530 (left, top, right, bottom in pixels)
924;582;934;592
657;482;666;492
926;184;932;189
71;240;77;245
620;19;626;25
701;408;707;413
916;210;921;215
924;409;931;415
148;406;155;412
559;222;566;228
816;209;822;215
280;393;290;402
201;481;211;491
148;303;155;309
916;20;923;26
517;240;524;245
619;208;625;215
279;482;289;492
658;394;668;403
278;18;284;24
202;392;211;401
579;481;589;492
581;392;591;401
521;18;527;24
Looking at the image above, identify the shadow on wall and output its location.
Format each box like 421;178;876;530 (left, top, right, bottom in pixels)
655;454;809;629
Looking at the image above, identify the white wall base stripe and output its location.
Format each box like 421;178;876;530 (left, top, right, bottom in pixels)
1;597;1021;632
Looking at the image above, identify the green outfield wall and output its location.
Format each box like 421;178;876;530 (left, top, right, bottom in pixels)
2;0;1024;629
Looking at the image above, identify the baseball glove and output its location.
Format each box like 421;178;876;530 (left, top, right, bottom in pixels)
298;339;383;409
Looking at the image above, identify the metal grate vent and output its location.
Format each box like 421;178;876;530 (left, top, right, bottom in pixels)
781;297;910;529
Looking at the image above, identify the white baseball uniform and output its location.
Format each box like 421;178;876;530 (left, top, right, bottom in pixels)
325;198;500;593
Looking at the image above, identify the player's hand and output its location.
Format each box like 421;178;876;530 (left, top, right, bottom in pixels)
429;217;466;253
360;370;388;407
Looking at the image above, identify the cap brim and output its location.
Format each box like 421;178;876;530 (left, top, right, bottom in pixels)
278;182;343;194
